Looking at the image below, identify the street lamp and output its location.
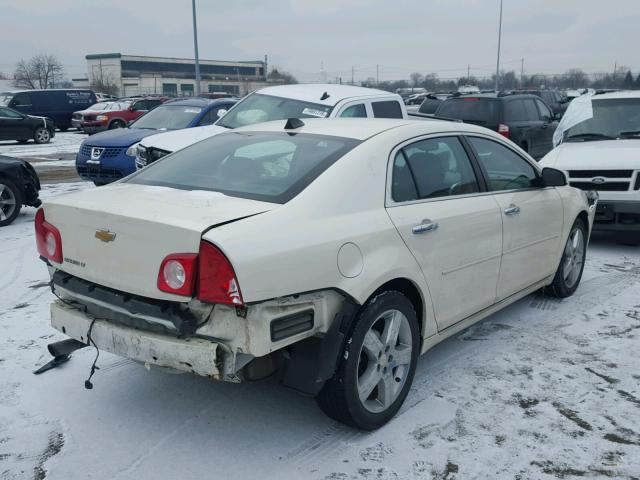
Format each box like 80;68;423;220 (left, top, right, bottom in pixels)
192;0;201;96
495;0;503;92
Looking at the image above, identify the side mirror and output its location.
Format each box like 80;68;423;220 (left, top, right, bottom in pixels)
541;167;567;187
216;108;227;118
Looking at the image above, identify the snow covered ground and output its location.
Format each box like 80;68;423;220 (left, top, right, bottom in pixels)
0;131;86;159
1;183;639;480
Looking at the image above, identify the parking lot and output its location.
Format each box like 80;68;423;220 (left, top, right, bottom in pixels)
1;168;639;479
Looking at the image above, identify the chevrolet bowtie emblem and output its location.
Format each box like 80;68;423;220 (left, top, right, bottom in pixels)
95;229;116;243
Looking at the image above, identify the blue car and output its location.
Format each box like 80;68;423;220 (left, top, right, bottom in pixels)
75;97;236;185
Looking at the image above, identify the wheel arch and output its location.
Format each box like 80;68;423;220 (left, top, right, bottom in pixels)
367;277;426;342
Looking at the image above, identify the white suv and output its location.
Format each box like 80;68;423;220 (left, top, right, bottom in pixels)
541;91;640;232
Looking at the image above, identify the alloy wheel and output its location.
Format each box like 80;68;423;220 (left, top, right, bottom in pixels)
562;227;585;289
357;309;413;413
0;183;17;222
35;128;50;143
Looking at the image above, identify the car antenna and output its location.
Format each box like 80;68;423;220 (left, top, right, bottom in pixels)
284;118;305;130
320;91;330;101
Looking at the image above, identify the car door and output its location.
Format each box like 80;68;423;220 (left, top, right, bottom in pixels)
0;107;30;140
131;100;149;120
533;99;556;157
466;135;563;300
385;135;503;331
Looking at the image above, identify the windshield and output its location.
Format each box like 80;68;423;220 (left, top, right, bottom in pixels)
126;131;359;203
130;104;203;130
565;98;640;141
216;93;333;129
0;93;14;106
87;102;113;111
435;98;499;124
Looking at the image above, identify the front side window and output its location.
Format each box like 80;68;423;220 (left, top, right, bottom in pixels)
535;100;552;121
523;99;540;120
127;132;359;203
340;104;367;118
391;137;480;202
132;101;148;111
216;93;332;129
0;107;22;118
372;100;403;119
468;137;538;191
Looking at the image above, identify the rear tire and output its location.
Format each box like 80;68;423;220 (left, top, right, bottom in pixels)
316;291;419;430
93;181;107;187
0;179;22;227
548;218;587;298
34;127;51;144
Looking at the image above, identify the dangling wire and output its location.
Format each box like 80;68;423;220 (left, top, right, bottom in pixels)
84;317;100;389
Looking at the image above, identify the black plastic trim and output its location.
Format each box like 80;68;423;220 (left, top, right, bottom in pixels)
270;309;314;342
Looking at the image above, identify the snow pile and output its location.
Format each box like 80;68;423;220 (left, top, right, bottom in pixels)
0;132;86;158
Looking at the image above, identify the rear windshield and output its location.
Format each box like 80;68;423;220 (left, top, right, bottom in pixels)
130;104;203;130
216;93;333;129
435;98;500;124
126;131;360;203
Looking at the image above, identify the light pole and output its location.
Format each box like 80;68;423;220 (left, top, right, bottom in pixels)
495;0;503;92
192;0;201;96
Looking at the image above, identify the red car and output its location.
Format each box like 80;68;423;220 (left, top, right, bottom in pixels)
72;97;167;134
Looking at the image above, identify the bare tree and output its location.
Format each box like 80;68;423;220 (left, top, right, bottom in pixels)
13;54;64;89
90;71;120;96
409;72;424;88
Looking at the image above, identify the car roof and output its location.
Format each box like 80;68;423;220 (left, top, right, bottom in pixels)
164;97;236;107
233;117;492;141
592;90;640;101
256;84;397;106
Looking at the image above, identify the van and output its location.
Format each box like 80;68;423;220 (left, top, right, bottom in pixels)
0;89;97;130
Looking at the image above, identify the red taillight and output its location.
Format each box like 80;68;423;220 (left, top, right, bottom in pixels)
498;123;510;138
35;208;63;263
197;241;243;306
157;253;198;296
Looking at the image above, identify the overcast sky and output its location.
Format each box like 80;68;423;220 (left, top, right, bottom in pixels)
0;0;637;83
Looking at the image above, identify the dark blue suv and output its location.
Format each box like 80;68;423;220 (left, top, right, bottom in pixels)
76;97;236;185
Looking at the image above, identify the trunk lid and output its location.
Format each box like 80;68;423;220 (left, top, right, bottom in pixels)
44;183;275;301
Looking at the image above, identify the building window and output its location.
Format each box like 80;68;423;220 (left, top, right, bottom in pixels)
181;84;194;96
163;83;178;96
208;84;239;95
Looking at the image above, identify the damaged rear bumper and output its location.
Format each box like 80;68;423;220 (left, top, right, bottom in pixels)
51;301;224;378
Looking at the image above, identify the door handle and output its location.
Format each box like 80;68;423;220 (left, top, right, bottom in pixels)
412;220;438;234
504;205;520;216
541;123;548;129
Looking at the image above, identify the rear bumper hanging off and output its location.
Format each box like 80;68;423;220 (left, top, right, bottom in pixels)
51;301;223;378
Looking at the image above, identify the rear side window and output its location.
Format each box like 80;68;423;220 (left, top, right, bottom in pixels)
392;137;480;202
523;99;540;120
468;137;538;191
340;104;367;118
504;100;527;121
12;93;31;107
127;132;360;204
436;98;499;125
372;101;403;119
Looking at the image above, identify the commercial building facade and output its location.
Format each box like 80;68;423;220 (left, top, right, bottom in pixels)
75;53;271;97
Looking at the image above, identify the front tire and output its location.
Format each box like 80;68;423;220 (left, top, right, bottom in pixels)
0;179;22;226
109;120;125;129
548;218;587;298
34;127;51;144
316;291;419;430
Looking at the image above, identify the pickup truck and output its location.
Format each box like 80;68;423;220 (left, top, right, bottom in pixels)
135;84;410;167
